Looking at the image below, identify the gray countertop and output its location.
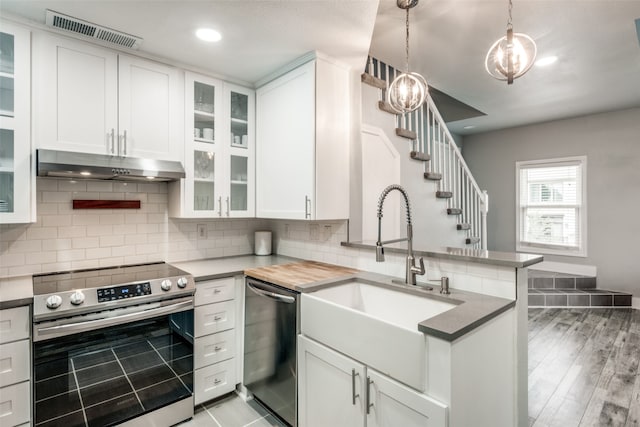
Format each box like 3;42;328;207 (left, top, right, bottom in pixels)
341;241;543;268
0;275;33;309
172;254;300;281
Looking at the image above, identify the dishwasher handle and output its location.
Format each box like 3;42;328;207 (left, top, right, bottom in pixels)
246;281;295;304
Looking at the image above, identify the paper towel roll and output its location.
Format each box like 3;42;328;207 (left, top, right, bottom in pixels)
254;231;272;256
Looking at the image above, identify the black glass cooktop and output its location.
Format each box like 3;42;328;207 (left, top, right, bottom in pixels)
32;262;190;295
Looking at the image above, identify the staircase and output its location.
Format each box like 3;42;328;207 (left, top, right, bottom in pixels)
362;56;488;249
527;270;632;307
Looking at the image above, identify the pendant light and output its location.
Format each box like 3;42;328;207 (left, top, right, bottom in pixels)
387;0;428;113
485;0;537;84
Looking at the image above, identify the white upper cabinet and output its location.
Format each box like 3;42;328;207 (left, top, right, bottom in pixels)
0;20;34;224
169;72;254;218
33;33;183;161
256;54;350;220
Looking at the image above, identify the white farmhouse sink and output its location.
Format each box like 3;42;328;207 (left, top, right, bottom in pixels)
301;280;457;391
310;281;455;330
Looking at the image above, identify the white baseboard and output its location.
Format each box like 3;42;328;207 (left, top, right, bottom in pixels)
533;260;597;277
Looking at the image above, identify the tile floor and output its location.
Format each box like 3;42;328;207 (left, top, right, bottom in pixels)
180;394;288;427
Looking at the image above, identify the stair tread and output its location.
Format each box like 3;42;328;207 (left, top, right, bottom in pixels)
410;151;431;161
447;208;462;215
436;191;453;199
423;172;442;181
378;101;397;115
361;73;386;90
456;223;471;230
396;128;417;140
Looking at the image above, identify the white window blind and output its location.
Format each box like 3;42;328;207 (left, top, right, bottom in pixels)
516;157;587;256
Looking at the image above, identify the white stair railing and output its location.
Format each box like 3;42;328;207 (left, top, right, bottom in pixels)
366;56;489;249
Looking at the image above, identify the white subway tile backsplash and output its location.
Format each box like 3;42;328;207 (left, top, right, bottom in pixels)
42;215;72;227
42;238;72;251
26;227;58;240
58;226;87;238
72;237;100;249
57;249;86;262
42;191;71;203
1;252;25;267
100;235;125;247
58;180;87;192
85;247;112;260
86;181;113;192
86;225;114;237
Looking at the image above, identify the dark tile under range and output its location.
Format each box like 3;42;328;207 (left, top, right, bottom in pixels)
36;390;82;424
35;358;71;379
169;355;194;376
137;377;191;412
555;277;576;289
75;361;124;389
72;348;116;370
84;393;143;427
80;376;134;407
36;410;86;427
528;294;545;306
576;277;597;289
113;341;154;359
157;342;192;361
120;350;164;374
128;364;177;390
532;277;555;289
36;373;76;401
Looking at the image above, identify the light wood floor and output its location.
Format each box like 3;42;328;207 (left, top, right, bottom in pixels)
528;308;640;427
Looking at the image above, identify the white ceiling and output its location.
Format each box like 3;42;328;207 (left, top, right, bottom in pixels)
2;0;640;135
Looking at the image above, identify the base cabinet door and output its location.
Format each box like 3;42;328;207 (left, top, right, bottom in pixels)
367;369;447;427
299;335;448;427
298;335;365;427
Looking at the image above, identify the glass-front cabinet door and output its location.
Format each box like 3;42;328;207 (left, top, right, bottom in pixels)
0;21;32;224
171;73;254;219
226;84;254;217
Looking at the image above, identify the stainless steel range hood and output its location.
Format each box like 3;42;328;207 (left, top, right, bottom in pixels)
37;149;185;182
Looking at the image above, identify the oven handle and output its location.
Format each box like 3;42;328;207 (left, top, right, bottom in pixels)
34;299;193;339
246;282;295;304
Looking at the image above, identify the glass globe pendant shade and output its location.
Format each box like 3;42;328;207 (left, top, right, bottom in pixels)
485;28;537;84
387;71;428;113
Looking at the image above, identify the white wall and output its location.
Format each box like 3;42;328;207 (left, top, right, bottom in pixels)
0;178;269;276
462;107;640;295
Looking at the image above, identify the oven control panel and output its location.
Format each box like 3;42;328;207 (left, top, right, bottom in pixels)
97;282;152;302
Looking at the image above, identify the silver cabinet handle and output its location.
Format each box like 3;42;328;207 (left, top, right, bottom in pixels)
366;376;374;414
122;130;127;156
218;196;222;217
305;195;311;219
226;196;230;217
109;128;115;155
351;369;360;405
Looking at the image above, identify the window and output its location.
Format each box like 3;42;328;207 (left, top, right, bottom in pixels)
516;156;587;256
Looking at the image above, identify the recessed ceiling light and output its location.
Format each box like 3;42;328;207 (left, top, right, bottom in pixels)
195;28;222;43
535;56;558;67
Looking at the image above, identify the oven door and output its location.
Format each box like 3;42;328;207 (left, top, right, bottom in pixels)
33;299;194;427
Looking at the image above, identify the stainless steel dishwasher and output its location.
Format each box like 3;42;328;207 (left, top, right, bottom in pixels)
244;277;298;426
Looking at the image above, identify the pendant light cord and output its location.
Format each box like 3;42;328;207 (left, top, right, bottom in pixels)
405;5;410;73
507;0;513;30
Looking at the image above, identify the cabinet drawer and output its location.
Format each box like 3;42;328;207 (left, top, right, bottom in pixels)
195;277;235;306
194;329;236;370
194;358;236;405
0;341;30;387
0;307;29;344
195;300;235;338
0;381;30;426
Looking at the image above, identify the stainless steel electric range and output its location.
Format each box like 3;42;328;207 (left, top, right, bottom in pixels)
32;262;196;427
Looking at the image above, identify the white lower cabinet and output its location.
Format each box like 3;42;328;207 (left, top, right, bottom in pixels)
298;335;447;427
0;305;30;427
193;276;243;405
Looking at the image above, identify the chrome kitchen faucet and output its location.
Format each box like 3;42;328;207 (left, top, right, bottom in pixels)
375;184;425;285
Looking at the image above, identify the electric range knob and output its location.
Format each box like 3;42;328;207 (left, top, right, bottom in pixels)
70;290;85;305
161;279;172;291
46;295;63;309
177;277;188;288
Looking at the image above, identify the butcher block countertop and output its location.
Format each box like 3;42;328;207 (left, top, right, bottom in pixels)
244;261;359;292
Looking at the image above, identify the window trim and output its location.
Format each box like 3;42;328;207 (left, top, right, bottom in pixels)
515;156;587;257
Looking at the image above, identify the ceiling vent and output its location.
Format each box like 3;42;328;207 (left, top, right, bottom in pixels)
45;10;142;50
